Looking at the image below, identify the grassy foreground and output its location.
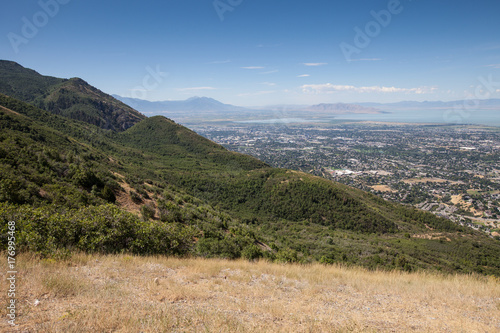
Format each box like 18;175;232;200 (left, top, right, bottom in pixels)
1;253;499;332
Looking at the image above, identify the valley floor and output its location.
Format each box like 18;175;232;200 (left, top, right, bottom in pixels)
1;253;499;332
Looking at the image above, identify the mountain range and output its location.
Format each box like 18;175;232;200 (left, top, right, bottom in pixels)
113;95;386;118
360;99;500;110
1;60;499;275
114;95;247;113
113;95;500;122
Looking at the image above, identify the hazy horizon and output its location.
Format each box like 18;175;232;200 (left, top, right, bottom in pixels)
114;92;500;107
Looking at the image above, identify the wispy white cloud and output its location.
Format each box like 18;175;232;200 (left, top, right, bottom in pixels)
242;66;265;69
260;69;279;74
301;83;437;94
486;64;500;69
303;63;327;66
237;90;276;97
261;82;276;86
176;86;217;92
297;74;310;77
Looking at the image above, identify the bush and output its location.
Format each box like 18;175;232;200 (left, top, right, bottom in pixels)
395;255;412;272
319;255;335;265
100;185;116;203
0;203;199;256
130;191;142;203
241;244;263;261
131;221;199;255
196;237;241;259
276;248;298;263
72;167;102;189
105;179;122;192
140;204;155;221
157;200;182;222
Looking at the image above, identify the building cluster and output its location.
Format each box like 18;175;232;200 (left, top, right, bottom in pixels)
195;123;500;237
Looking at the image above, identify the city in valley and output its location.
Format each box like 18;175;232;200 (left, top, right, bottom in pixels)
193;121;500;237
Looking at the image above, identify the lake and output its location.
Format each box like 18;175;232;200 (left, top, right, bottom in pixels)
333;109;500;126
235;109;499;126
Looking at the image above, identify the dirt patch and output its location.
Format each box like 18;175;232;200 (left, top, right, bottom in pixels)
412;233;451;242
113;177;156;217
0;105;22;116
403;178;450;184
371;185;397;193
451;194;462;205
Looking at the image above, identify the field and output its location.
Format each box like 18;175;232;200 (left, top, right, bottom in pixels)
1;253;499;332
370;185;396;193
403;178;451;184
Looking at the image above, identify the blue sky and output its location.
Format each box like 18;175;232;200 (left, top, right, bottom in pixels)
1;0;500;106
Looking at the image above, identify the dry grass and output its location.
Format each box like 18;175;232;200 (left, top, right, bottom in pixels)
370;185;396;193
1;253;499;332
403;178;450;184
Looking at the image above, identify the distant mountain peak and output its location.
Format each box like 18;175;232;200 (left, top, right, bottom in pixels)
114;95;246;113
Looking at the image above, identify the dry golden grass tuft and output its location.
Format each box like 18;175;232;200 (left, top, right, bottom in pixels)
1;252;499;332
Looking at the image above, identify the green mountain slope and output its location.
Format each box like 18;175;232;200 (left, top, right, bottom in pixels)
0;94;260;258
1;63;499;275
118;116;267;171
0;60;145;131
117;117;457;235
0;60;64;102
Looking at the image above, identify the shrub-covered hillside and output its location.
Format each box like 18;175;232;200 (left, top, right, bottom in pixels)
1;63;500;275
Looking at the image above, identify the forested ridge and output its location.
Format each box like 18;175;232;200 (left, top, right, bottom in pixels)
1;61;500;275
